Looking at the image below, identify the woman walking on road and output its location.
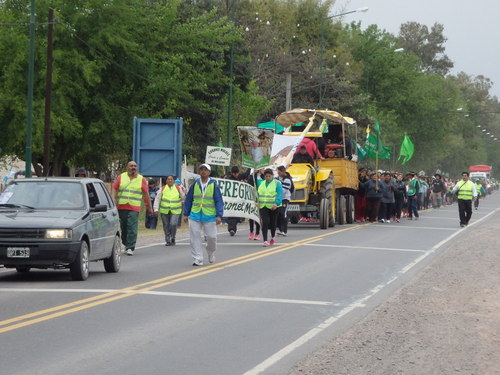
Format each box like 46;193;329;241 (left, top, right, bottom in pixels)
154;175;185;246
276;166;293;236
247;169;263;240
257;169;283;247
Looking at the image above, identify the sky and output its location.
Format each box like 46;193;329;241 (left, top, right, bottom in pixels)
334;0;500;99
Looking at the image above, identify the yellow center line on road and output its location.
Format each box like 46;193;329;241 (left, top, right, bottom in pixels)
0;224;363;334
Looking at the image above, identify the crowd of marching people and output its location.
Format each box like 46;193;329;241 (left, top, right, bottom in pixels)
148;164;497;246
355;168;496;224
128;160;497;265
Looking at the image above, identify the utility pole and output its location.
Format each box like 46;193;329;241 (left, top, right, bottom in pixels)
285;73;292;111
43;8;54;176
25;0;36;178
227;0;236;148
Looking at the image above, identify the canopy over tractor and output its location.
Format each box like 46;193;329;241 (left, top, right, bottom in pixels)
273;108;359;228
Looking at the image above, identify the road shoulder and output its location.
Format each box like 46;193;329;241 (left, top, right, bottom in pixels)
290;211;500;374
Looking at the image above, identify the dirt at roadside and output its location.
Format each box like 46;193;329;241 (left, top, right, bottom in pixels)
289;212;500;375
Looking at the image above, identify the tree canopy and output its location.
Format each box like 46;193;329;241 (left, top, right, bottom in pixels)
1;0;499;178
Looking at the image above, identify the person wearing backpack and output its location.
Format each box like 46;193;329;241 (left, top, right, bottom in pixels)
277;166;294;236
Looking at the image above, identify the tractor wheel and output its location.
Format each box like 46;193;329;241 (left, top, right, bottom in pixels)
319;174;335;227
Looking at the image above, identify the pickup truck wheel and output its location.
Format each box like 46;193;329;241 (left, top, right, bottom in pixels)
104;235;121;273
70;240;89;281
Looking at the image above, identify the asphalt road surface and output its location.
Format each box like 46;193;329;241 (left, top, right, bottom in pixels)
1;194;498;375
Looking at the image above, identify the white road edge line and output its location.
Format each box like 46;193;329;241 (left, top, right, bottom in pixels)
376;225;456;231
305;244;427;253
242;207;500;375
0;288;334;306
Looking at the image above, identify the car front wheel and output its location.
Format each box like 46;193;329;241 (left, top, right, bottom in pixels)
104;235;121;273
70;240;89;281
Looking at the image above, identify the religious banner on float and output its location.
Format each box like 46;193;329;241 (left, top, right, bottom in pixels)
237;127;274;169
215;178;260;222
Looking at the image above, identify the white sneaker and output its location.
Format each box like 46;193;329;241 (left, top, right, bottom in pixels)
125;249;134;256
386;220;391;223
208;253;215;264
192;259;203;266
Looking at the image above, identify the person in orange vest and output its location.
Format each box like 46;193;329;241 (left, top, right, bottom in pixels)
154;175;185;246
111;161;153;256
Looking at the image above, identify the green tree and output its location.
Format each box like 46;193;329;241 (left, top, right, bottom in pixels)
398;22;453;76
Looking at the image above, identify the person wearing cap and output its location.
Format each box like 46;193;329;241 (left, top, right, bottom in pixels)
183;163;224;266
257;168;283;246
145;179;160;230
111;161;153;256
451;172;477;227
75;168;87;177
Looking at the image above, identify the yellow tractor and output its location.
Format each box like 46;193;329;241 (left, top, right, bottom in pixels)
274;109;359;228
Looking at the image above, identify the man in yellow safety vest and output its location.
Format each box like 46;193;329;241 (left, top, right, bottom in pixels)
111;161;153;255
183;164;224;266
451;171;477;227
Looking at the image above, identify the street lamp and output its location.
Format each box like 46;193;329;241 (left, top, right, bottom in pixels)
319;7;368;108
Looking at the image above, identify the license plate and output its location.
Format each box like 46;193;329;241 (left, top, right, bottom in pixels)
287;204;300;211
7;247;30;258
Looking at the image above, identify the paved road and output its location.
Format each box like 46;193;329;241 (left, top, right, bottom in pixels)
0;194;498;375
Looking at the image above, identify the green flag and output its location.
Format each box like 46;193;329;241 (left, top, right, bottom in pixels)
364;124;390;160
354;140;367;161
398;134;414;165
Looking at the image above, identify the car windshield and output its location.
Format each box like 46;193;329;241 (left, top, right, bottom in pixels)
0;181;86;210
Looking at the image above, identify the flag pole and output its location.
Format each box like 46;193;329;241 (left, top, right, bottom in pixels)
375;122;379;189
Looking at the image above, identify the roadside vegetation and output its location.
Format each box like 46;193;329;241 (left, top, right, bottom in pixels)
1;0;498;177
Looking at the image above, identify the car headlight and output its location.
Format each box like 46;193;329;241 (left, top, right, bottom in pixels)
45;229;73;239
